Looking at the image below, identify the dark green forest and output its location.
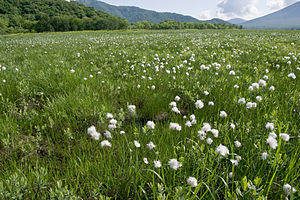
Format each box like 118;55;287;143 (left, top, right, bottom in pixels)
0;0;129;34
0;0;242;34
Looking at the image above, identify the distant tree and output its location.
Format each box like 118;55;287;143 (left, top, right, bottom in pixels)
0;17;8;33
35;15;54;32
141;21;152;29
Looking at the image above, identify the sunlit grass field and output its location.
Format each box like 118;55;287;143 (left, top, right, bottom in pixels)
0;30;299;199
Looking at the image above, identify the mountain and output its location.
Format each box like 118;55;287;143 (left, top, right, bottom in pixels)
205;18;230;24
227;18;246;24
0;0;129;34
75;0;199;23
241;1;300;29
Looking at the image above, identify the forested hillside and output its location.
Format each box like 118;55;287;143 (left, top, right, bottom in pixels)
75;0;199;23
0;0;129;34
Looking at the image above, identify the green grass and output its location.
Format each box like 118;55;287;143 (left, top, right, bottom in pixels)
0;30;299;199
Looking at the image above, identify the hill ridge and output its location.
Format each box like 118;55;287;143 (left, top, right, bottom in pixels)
75;0;200;23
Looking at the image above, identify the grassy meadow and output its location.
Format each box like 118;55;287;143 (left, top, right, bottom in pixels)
0;30;299;199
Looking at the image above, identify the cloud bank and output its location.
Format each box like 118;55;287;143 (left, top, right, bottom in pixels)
217;0;259;18
267;0;299;10
215;0;299;19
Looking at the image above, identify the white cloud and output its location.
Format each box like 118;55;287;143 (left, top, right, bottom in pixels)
198;10;213;20
217;0;259;19
285;0;300;5
267;0;285;9
198;0;299;20
267;0;299;10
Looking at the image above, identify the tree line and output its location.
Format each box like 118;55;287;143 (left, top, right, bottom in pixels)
129;20;242;30
0;17;242;34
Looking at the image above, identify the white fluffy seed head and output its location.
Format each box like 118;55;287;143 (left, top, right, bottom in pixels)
238;98;246;104
171;106;181;114
279;133;290;141
108;124;117;130
109;119;117;125
169;122;182;131
198;130;206;140
230;123;236;129
87;126;101;140
206;137;213;145
267;136;278;149
256;96;262;102
283;184;292;195
190;114;196;121
288;73;296;79
120;130;125;135
202;123;211;132
230;159;239;166
154;160;162;168
269;132;277;138
134;140;141;148
211;129;219;138
101;140;111;148
168;159;182;170
261;152;268;160
169;101;177;107
90;131;100;140
87;126;96;135
246;102;256;109
220;111;227;118
147;141;156;150
187;177;198;187
234;141;241;148
128;105;136;114
146;121;155;129
106;113;113;119
259;79;267;87
185;121;192;127
174;96;181;101
195;100;204;109
266;122;274;131
103;130;112;139
216;144;229;156
252;83;259;89
143;158;149;164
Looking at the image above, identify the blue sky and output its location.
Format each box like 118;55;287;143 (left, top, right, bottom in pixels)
100;0;299;20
